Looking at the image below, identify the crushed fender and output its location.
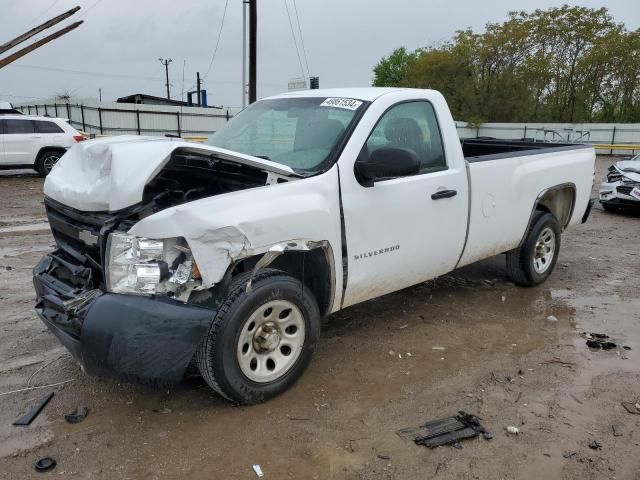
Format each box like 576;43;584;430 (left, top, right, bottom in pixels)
13;392;54;426
397;411;492;448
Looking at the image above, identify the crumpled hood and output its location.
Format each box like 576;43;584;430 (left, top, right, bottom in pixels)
44;135;297;212
614;161;640;182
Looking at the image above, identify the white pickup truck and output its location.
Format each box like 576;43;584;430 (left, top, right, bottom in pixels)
34;88;595;404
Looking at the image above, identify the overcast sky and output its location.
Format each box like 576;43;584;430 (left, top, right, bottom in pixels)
1;0;638;107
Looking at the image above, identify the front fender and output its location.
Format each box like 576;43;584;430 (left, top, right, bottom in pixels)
128;167;343;309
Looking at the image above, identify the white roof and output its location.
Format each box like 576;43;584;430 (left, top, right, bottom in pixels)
268;87;410;102
0;114;67;121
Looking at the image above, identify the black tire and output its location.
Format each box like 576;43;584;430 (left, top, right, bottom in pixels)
196;268;320;405
36;149;64;176
506;211;561;287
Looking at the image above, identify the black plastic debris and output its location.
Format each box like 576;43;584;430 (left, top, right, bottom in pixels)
397;411;491;448
34;457;56;473
64;406;89;424
588;440;602;450
586;339;617;350
13;392;54;426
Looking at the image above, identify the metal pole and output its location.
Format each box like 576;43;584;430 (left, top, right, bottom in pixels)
80;104;85;131
98;107;103;134
176;112;181;137
242;0;247;108
611;126;617;156
249;0;257;103
136;110;141;135
158;58;172;99
196;72;201;107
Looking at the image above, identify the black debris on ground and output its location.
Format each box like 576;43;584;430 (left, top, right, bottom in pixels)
397;411;491;448
64;406;89;424
34;457;56;472
588;440;602;450
12;392;54;426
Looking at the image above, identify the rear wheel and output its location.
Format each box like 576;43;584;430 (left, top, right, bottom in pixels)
36;149;63;176
196;269;320;404
506;211;561;286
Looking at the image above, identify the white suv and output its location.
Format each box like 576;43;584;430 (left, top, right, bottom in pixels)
0;115;84;175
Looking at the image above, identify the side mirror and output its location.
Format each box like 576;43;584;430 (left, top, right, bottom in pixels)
355;147;420;186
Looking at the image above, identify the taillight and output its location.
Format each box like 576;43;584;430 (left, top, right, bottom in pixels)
73;135;85;142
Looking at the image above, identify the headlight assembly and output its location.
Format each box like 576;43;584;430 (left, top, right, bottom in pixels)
105;232;197;297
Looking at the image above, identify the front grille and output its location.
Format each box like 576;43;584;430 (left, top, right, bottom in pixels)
44;197;113;286
617;185;634;196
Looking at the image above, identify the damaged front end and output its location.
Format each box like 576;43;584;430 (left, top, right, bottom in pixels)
34;142;297;383
600;163;640;209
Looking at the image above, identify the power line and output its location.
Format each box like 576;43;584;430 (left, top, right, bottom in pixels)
292;0;310;77
76;0;104;20
284;0;305;80
7;63;165;81
202;0;229;80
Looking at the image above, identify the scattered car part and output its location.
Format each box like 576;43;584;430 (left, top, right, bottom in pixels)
12;392;54;426
397;411;491;448
64;406;89;424
34;457;56;473
586;339;617;350
621;402;640;415
252;464;264;478
588;440;602;450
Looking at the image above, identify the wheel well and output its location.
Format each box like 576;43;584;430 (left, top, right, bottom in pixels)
231;249;333;316
535;184;576;229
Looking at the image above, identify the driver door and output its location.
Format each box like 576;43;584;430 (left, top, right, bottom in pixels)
340;100;468;307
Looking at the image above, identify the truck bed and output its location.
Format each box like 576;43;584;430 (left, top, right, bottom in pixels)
461;138;592;162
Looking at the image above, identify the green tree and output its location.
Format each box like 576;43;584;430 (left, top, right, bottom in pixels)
372;6;640;123
372;47;419;87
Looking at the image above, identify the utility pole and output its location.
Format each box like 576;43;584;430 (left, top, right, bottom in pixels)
158;58;172;99
0;6;81;56
242;0;248;108
98;88;102;101
0;21;83;70
196;72;201;107
248;0;257;104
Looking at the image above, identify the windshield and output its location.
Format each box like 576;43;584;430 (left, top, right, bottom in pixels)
206;97;366;173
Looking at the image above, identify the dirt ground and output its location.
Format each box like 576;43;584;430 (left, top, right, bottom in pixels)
0;156;639;480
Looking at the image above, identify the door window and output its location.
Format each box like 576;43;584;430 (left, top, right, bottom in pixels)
365;101;446;176
4;119;35;134
34;121;64;134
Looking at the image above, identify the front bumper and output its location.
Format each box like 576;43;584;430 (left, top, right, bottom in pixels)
34;253;213;384
599;181;640;209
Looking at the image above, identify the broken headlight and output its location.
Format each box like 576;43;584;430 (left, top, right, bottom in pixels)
105;232;196;296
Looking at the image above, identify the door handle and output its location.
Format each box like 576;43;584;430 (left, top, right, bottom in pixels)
431;189;457;200
431;190;458;200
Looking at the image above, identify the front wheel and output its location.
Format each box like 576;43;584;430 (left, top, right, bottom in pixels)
196;269;320;404
506;211;561;286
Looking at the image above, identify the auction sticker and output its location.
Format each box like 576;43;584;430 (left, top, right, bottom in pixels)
320;98;363;110
631;186;640;200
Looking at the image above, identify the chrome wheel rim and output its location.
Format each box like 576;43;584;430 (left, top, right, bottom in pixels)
43;155;60;173
533;227;556;274
236;299;306;383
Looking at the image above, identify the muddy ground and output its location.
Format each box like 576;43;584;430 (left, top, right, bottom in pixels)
0;156;638;480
